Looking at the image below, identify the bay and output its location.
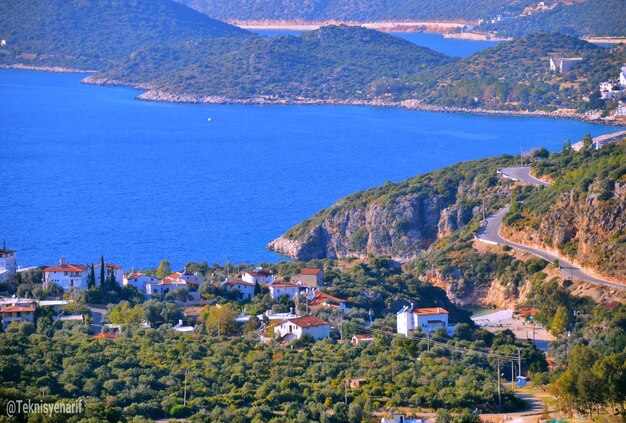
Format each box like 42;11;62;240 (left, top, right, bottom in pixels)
0;69;621;269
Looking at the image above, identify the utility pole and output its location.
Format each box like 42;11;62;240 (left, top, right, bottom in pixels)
339;315;343;341
520;146;523;167
427;332;430;352
497;356;502;407
183;367;188;406
517;348;522;378
511;361;514;392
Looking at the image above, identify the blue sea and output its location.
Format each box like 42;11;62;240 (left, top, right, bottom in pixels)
0;68;621;270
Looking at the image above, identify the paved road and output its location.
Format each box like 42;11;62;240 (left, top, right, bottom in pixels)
477;206;625;290
497;166;550;187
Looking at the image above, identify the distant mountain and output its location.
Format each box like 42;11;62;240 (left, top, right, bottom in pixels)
0;0;247;70
414;33;626;111
94;25;453;101
483;0;626;37
177;0;535;22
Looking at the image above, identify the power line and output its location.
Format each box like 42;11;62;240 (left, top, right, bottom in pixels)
343;320;519;361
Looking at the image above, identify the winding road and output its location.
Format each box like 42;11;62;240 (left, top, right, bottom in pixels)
477;167;625;290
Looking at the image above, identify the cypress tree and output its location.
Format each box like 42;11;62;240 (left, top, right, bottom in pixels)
100;256;106;290
88;263;96;289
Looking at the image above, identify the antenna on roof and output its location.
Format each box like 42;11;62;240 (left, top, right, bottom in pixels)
2;240;5;250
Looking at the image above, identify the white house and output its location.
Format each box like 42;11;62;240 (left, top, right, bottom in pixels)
242;268;275;284
307;290;349;312
146;277;191;298
1;304;36;330
269;281;300;299
222;278;256;301
620;65;626;86
273;316;330;341
167;270;202;285
351;334;374;345
397;306;451;336
549;57;583;73
124;272;160;293
0;247;17;273
94;262;124;287
44;259;90;291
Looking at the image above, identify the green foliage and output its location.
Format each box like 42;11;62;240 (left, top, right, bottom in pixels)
180;0;536;21
156;259;172;279
484;0;626;37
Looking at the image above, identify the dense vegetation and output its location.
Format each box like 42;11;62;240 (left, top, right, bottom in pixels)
483;0;626;37
415;33;626;112
178;0;535;22
97;25;451;100
505;139;626;278
0;0;246;69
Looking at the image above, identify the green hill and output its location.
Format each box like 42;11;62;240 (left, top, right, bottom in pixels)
483;0;626;37
0;0;247;70
413;33;626;111
95;25;453;100
177;0;535;22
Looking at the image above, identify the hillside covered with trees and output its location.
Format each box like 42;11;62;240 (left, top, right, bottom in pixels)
177;0;535;22
0;0;247;69
483;0;626;37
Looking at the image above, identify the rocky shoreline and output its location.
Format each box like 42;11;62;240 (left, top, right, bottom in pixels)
77;75;623;125
0;64;96;73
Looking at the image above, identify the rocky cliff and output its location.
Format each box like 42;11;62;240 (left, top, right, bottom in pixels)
268;156;515;260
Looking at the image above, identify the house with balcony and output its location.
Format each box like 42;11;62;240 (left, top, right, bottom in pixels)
242;268;275;284
273;315;330;341
397;306;454;336
43;258;90;291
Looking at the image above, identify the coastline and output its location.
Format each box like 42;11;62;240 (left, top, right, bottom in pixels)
229;19;472;33
81;75;625;126
0;64;96;73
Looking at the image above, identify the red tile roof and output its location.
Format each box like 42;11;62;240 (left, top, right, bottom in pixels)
300;268;322;275
224;279;255;287
281;316;328;328
44;264;89;273
126;272;150;280
247;270;273;277
413;307;448;315
92;333;117;340
94;263;122;270
270;282;299;289
309;291;345;306
352;334;374;340
0;306;36;313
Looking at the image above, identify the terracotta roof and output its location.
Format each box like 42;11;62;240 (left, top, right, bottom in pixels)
44;264;89;273
520;308;539;318
309;291;345;306
0;306;36;313
352;334;374;340
126;272;151;280
161;276;198;285
300;268;322;275
224;279;255;287
413;307;448;315
93;333;117;340
281;316;328;328
247;270;273;277
94;263;122;270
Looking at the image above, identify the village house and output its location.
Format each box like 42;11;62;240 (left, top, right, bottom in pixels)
124;272;160;293
620;64;626;86
242;268;275;284
0;247;17;274
1;304;36;329
346;378;367;389
92;333;118;340
307;290;349;312
221;278;256;301
600;81;624;100
94;262;124;287
273;315;330;341
43;259;90;291
268;281;300;299
291;268;324;287
146;276;195;298
549;57;583;73
167;270;202;285
351;334;374;345
397;306;453;336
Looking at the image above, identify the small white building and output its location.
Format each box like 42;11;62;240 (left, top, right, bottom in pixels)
307;290;349;312
273;316;330;341
620;65;626;86
1;305;36;329
351;334;374;345
222;278;256;301
124;272;160;293
146;277;190;298
94;262;124;287
600;81;624;100
381;415;423;423
167;270;202;285
397;306;451;336
242;268;275;284
43;259;90;291
549;57;583;73
618;101;626;116
0;248;17;274
291;268;324;287
269;281;300;299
